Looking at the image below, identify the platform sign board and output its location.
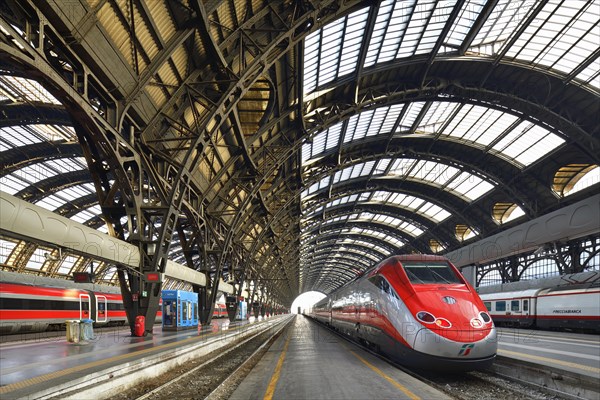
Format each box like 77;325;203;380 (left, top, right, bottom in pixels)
144;272;163;283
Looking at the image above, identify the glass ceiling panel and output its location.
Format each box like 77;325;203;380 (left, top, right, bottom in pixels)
505;1;599;76
350;227;405;247
358;212;424;236
0;239;18;264
34;183;97;212
338;238;391;255
71;205;103;224
303;7;370;95
373;191;451;222
301;176;331;198
0;75;61;104
333;161;376;184
25;247;49;271
0;125;75;152
303;101;566;168
442;0;487;50
575;61;600;90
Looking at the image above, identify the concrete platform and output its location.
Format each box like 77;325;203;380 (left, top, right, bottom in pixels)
230;315;449;400
496;327;600;378
0;316;274;399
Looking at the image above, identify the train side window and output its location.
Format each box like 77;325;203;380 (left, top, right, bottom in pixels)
523;299;529;312
484;301;492;311
495;301;506;312
511;300;520;312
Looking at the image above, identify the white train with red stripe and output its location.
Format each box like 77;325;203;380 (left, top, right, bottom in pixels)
309;254;497;371
0;270;129;334
478;272;600;332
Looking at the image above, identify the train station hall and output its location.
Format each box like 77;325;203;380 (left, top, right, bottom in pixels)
0;1;598;399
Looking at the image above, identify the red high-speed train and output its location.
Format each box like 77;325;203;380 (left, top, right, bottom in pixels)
0;271;129;334
309;254;497;371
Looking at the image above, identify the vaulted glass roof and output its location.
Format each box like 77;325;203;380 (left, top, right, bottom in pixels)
299;0;599;291
0;0;597;301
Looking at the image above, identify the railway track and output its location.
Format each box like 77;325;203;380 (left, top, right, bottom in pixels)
108;316;292;400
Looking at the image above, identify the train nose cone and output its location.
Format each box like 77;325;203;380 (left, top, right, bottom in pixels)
413;326;497;359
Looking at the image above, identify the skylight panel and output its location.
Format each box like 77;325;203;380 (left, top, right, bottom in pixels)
492;122;564;166
71;207;99;223
397;0;437;58
418;102;458;134
0;75;61;104
302;176;331;198
365;0;414;67
414;160;459;186
388;158;417;175
0;239;17;264
334;162;374;184
303;122;344;163
575;61;600;90
26;247;48;270
359;212;423;237
469;0;532;56
505;1;599;79
415;0;456;55
0;175;28;195
354;227;405;247
58;255;78;275
420;202;451;222
396;102;425;132
449;171;494;201
443;0;486;49
34;195;66;211
0;126;44;147
303;7;369;95
326;194;359;209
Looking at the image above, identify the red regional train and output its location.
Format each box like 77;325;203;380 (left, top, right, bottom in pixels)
309;254;497;371
213;303;227;318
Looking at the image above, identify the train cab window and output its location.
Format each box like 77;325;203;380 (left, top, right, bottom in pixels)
511;300;520;312
484;301;492;311
402;262;462;284
523;299;529;312
495;301;506;312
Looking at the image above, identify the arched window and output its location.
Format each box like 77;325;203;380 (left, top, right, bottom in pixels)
429;239;445;254
553;164;599;197
455;224;478;242
492;202;526;224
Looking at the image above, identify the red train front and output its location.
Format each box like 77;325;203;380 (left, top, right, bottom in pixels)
311;254;497;371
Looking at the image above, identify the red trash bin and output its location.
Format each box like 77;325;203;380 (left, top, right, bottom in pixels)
134;315;146;337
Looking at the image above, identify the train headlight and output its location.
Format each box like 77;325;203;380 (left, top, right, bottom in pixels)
435;318;452;328
470;318;483;328
416;311;436;323
479;312;492;323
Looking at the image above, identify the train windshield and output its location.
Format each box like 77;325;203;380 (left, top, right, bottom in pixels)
402;262;462;284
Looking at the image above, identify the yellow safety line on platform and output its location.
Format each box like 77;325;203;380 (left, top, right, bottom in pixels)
263;334;291;400
348;350;420;400
498;349;600;374
0;324;247;396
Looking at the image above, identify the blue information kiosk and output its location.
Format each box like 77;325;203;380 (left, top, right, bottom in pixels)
162;290;198;331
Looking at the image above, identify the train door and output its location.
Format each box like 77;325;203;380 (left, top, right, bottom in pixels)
96;295;108;323
79;294;91;320
522;299;530;316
